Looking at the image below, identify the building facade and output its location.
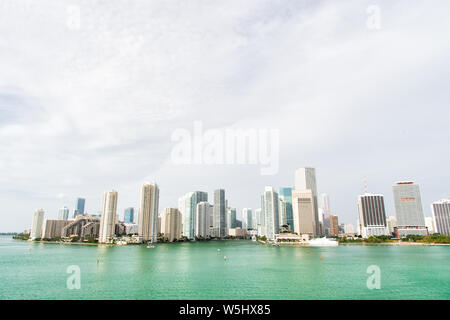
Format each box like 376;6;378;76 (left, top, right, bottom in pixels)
292;190;316;237
163;207;182;242
196;202;214;238
99;190;118;243
295;167;320;236
358;193;388;238
58;207;69;221
139;183;160;243
393;182;427;236
179;191;208;240
213;189;226;238
124;207;134;224
263;186;279;240
431;199;450;236
329;215;339;237
242;208;252;230
279;187;293;231
30;209;45;240
42;220;71;239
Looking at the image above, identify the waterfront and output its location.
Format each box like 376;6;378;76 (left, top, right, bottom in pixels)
0;236;449;300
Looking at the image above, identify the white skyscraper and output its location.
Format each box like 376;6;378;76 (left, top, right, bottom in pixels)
30;209;45;240
139;183;160;243
99;190;118;243
295;167;320;236
393;182;427;236
196;202;214;238
163;207;182;242
58;207;69;221
431;199;450;236
320;193;331;236
179;191;208;240
263;187;279;240
278;197;287;228
357;193;388;238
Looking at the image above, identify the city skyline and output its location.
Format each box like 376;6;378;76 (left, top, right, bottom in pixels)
1;1;450;232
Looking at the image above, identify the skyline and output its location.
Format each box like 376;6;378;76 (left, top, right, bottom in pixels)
1;1;450;232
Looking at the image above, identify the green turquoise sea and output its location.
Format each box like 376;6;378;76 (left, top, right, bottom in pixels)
0;235;449;300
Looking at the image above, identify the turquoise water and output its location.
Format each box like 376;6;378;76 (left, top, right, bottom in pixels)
0;235;449;300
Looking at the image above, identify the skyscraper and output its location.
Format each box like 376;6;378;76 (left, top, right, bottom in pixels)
196;202;214;238
320;193;331;236
58;207;69;221
139;183;160;243
226;207;237;231
124;207;134;223
213;189;226;238
73;198;85;218
357;193;388;238
163;207;182;242
255;208;264;236
179;191;208;240
431;199;450;236
242;208;252;230
279;187;293;231
263;186;279;240
329;215;339;237
30;209;45;240
393;182;427;236
295;167;320;235
278;198;287;228
99;190;118;243
292;190;316;237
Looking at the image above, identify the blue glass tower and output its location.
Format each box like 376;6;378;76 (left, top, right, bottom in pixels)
124;207;135;223
279;187;293;231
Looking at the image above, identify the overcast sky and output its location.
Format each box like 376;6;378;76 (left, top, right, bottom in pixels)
1;0;449;232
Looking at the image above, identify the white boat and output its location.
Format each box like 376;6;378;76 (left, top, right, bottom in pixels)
147;245;155;249
251;235;257;242
307;237;338;247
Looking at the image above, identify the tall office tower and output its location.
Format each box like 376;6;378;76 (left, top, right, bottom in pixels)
295;167;320;235
30;209;45;240
58;207;69;220
255;208;264;236
242;208;253;230
292;190;316;237
393;182;427;236
329;215;339;237
278;197;287;228
99;190;118;243
386;216;398;235
263;187;279;240
279;188;293;231
213;189;226;238
163;207;182;242
73;198;85;218
124;207;134;223
139;183;160;243
226;207;237;231
196;202;214;238
431;199;450;236
179;191;208;240
320;193;331;235
357;193;388;238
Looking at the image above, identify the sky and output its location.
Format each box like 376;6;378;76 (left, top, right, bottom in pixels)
1;0;449;232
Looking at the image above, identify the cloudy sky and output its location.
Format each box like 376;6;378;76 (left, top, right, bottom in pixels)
1;0;449;232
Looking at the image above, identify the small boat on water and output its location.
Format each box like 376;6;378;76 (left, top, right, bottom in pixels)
273;243;280;247
147;245;155;249
251;235;257;242
307;237;338;247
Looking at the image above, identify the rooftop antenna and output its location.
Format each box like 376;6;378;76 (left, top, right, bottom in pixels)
364;177;368;194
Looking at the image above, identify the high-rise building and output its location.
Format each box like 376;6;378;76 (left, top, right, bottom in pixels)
431;199;450;236
30;209;45;240
279;188;293;231
242;208;252;230
295;167;320;235
292;190;316;237
124;207;134;224
263;187;279;240
393;182;427;236
329;215;339;237
213;189;226;238
139;183;160;243
424;217;435;234
255;208;264;236
386;216;397;235
58;207;69;221
278;198;287;229
226;207;237;231
163;207;182;242
320;193;331;236
42;220;71;239
196;202;214;238
73;198;85;218
357;193;388;238
179;191;208;240
99;190;118;243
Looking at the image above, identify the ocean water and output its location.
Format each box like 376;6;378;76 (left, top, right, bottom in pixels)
0;235;449;300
